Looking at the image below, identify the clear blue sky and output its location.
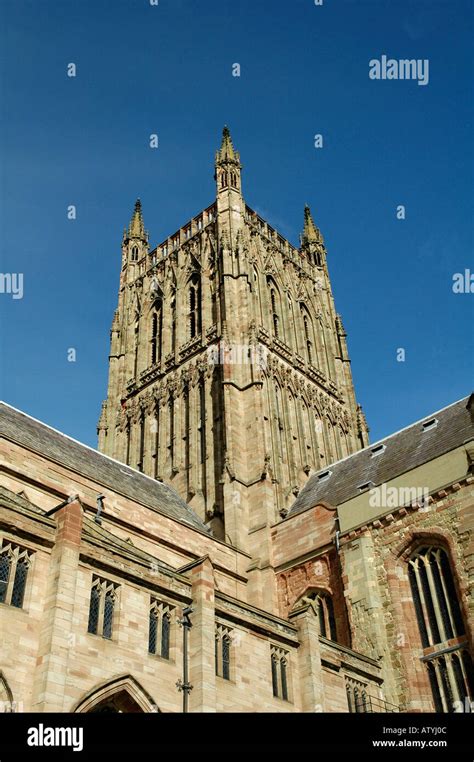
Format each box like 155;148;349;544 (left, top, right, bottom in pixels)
0;0;472;448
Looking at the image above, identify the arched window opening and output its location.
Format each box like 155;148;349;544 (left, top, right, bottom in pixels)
137;414;145;472
307;590;337;641
301;306;315;366
170;289;176;353
215;625;232;681
270;646;290;701
150;303;162;366
274;384;286;464
131;246;138;262
168;397;175;469
267;278;281;339
303;315;313;364
188;275;201;339
148;599;173;660
408;545;474;712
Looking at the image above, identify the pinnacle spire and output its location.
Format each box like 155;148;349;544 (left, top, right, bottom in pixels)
302;204;323;246
216;125;240;165
128;198;146;240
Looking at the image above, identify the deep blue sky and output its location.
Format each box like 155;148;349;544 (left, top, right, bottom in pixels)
0;0;472;448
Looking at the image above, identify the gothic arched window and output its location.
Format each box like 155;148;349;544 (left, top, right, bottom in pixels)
300;305;315;366
0;542;32;609
168;396;175;469
267;277;281;339
131;246;138;262
188;274;201;340
149;599;173;660
170;288;176;353
150;302;162;366
274;383;286;464
408;545;474;712
215;625;232;681
305;590;337;641
270;646;290;701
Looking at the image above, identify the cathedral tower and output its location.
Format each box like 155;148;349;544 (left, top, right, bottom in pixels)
98;127;368;605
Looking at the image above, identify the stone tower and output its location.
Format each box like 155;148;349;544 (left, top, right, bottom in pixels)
98;127;368;600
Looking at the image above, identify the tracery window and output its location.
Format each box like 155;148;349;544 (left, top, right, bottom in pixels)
149;600;173;659
215;624;232;680
0;541;32;609
271;646;290;701
408;545;474;712
87;576;118;639
150;303;162;365
307;590;337;641
188;274;201;339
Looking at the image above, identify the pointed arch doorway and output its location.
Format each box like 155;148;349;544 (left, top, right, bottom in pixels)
73;675;159;713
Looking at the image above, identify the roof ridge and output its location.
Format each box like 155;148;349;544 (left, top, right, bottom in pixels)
307;395;471;478
0;401;209;531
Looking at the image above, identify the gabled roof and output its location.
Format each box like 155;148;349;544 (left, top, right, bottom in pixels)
0;402;210;534
289;395;474;517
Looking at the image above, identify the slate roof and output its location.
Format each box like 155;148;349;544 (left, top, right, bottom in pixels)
289;394;474;517
0;484;176;572
0;402;210;534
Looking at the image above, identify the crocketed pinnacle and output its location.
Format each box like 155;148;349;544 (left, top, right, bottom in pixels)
302;204;323;246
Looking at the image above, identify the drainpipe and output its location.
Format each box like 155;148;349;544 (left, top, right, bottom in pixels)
176;606;193;712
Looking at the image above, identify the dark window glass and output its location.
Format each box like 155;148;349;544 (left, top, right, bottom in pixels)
271;655;278;697
438;658;453;712
419;560;441;645
222;636;230;681
11;557;28;608
103;590;114;639
452;653;467;704
87;585;100;634
461;651;474;697
427;662;444;713
317;598;326;638
280;659;288;701
430;554;453;640
161;613;170;660
148;609;158;655
439;550;465;636
327;596;337;642
409;564;429;648
0;553;11;604
346;685;354;713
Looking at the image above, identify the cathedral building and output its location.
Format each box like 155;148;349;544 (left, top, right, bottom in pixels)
0;128;472;714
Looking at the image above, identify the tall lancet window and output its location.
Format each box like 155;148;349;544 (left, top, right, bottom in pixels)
188;274;201;339
287;295;298;351
150;301;162;366
274;383;286;464
168;396;175;469
198;378;206;465
170;288;176;353
131;246;138;262
267;277;281;339
301;306;314;366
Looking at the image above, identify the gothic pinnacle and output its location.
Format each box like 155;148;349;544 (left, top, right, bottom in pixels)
216;125;240;165
302;204;323;246
128;198;146;240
